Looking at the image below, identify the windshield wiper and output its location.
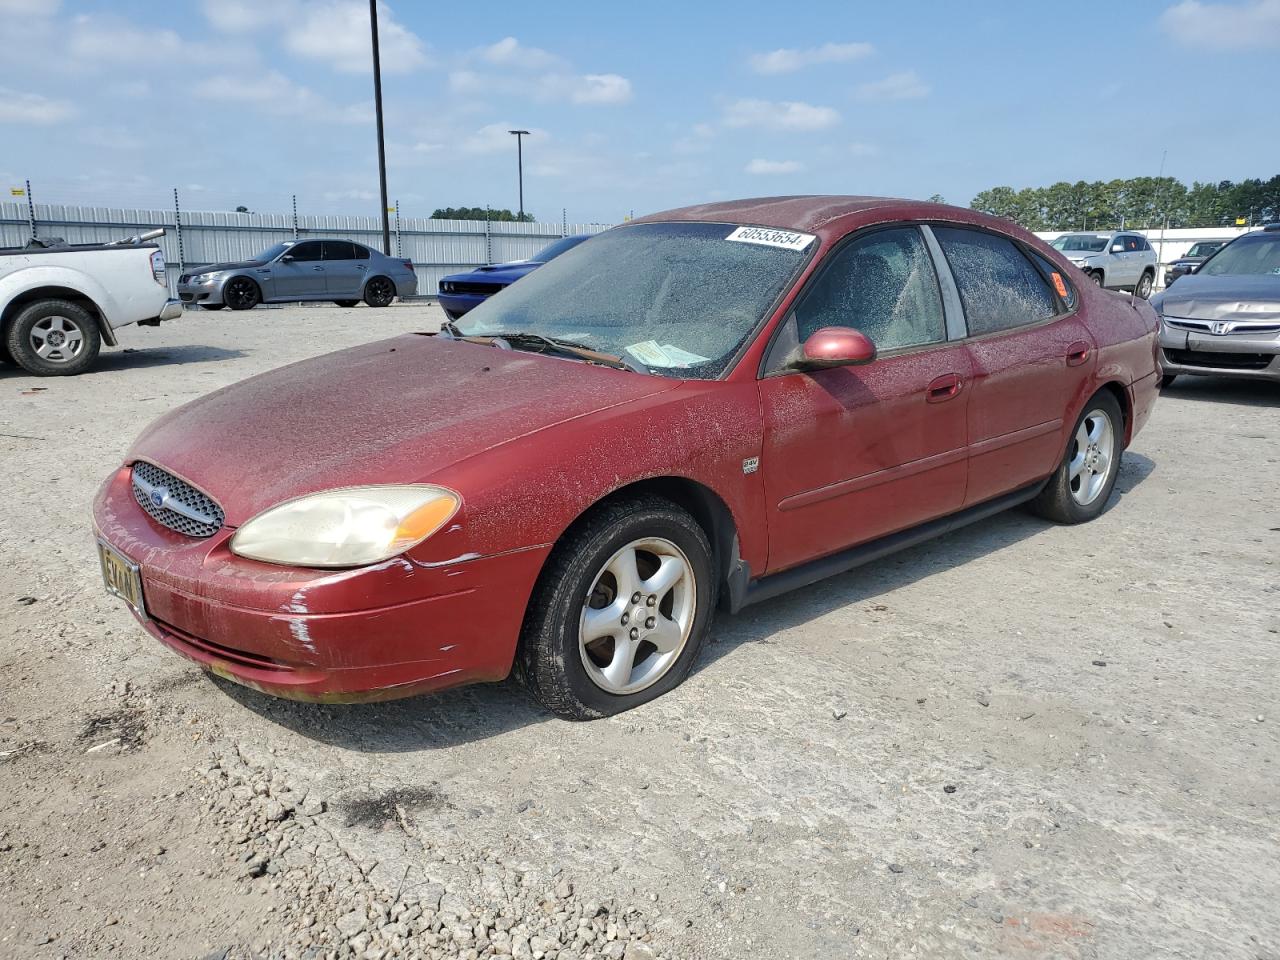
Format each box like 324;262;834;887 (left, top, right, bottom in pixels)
440;318;465;338
472;331;647;373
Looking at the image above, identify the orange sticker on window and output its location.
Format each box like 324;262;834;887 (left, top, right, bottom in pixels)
1051;272;1068;298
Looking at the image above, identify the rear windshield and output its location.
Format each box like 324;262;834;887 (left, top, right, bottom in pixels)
457;221;813;378
1051;235;1109;253
1199;234;1280;277
530;235;587;262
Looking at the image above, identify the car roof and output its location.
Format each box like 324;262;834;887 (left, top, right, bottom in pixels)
627;195;1045;246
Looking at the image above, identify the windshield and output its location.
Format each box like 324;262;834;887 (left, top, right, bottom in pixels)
255;242;291;262
1051;235;1109;253
1199;234;1280;277
456;221;812;378
1186;241;1222;258
529;235;587;262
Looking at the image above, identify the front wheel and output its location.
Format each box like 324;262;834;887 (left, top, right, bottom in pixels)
518;496;715;720
1030;392;1123;524
5;299;102;376
363;277;395;308
1090;271;1105;287
1135;271;1154;299
199;303;226;311
223;277;261;311
333;299;359;308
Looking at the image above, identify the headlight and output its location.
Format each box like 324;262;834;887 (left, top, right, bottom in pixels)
190;272;216;283
229;485;460;568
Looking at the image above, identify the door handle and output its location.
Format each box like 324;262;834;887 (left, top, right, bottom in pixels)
312;266;324;272
926;373;962;403
1066;340;1091;366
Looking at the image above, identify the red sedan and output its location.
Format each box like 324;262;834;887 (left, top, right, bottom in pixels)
93;197;1160;719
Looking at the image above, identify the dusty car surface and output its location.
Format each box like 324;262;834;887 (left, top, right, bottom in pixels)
93;196;1160;719
1152;224;1280;385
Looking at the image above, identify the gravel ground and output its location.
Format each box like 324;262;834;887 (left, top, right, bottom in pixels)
1;302;1277;960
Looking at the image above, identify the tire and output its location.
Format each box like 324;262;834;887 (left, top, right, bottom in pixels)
363;276;395;308
1090;271;1105;287
199;303;226;311
333;299;359;308
518;496;716;720
5;299;102;376
223;276;261;311
1160;374;1177;388
1135;271;1154;299
1030;391;1124;524
0;341;13;365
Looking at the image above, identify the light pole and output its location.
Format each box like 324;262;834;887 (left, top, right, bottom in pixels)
509;129;529;220
369;0;391;254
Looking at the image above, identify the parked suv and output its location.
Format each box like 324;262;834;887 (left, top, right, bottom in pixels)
1163;239;1227;287
177;239;417;310
1050;232;1157;298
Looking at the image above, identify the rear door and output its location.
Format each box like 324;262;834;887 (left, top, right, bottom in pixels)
757;225;972;572
322;241;364;297
272;241;326;297
930;226;1095;506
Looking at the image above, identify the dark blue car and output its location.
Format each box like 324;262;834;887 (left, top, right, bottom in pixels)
437;235;591;319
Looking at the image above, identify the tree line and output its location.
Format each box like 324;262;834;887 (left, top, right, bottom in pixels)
970;175;1280;232
430;207;534;222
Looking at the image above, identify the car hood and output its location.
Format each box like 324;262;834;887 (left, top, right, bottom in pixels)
127;334;678;525
187;259;265;275
443;261;540;285
1153;273;1280;321
1061;251;1105;262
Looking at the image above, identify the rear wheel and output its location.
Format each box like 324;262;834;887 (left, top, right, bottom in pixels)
224;277;261;311
518;496;715;720
1031;392;1123;524
363;276;395;308
199;303;226;311
1135;271;1154;299
333;299;359;308
5;299;102;376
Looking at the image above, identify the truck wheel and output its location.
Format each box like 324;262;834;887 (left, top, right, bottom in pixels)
6;299;102;376
1135;271;1154;299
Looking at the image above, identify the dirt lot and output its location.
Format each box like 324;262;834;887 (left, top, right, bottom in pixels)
1;302;1277;960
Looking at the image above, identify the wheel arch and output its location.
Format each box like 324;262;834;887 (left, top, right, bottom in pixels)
1095;380;1132;446
1;286;115;346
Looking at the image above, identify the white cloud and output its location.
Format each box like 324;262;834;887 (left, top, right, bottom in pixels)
461;123;549;155
0;88;75;125
481;36;562;69
855;70;930;101
745;159;804;175
750;41;873;75
284;1;427;73
0;0;59;13
723;98;840;131
849;142;879;157
68;14;185;62
1160;0;1280;48
572;74;632;104
200;0;282;31
193;70;370;123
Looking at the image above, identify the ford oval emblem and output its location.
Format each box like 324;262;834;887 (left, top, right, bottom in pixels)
151;487;167;508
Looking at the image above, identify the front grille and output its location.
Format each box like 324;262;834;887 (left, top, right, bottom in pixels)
441;280;503;296
131;461;225;538
1165;349;1274;370
1164;317;1280;335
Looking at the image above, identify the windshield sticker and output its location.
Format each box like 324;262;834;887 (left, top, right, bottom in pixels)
726;226;815;251
625;340;711;368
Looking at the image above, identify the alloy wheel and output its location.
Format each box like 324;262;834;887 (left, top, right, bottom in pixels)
29;315;85;364
1068;408;1115;505
225;278;259;309
578;537;696;695
366;277;394;306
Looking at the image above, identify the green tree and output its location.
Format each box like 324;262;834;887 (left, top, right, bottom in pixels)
430;206;534;222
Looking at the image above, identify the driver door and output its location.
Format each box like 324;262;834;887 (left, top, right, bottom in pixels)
757;226;971;573
271;240;326;297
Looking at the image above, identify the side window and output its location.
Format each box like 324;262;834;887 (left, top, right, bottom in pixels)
1124;236;1140;253
288;241;323;262
352;243;369;260
933;227;1060;336
1029;250;1077;312
792;226;945;351
323;241;356;260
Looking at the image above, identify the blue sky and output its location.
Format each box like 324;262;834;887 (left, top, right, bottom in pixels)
2;0;1278;225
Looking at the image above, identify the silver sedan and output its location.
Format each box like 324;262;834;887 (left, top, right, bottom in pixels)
177;239;417;310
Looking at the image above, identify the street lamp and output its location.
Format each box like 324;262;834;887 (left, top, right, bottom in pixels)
369;0;391;254
509;129;530;221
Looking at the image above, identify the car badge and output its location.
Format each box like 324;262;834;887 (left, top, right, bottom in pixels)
742;457;760;475
1210;321;1230;335
150;487;167;508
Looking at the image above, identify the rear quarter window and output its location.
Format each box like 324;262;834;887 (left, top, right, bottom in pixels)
1029;250;1077;311
933;227;1061;335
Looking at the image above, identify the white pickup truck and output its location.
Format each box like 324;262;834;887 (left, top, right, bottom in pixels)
0;228;182;376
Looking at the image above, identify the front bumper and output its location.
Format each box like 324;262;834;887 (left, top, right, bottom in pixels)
437;292;488;318
1158;320;1280;382
92;466;549;702
177;278;226;305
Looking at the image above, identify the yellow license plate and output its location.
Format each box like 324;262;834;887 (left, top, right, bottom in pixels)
98;541;145;617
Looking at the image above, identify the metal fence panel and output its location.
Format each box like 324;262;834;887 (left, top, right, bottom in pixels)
1;202;612;294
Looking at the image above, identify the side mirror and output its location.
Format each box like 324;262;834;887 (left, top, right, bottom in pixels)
791;326;876;370
1110;243;1124;253
281;253;295;262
